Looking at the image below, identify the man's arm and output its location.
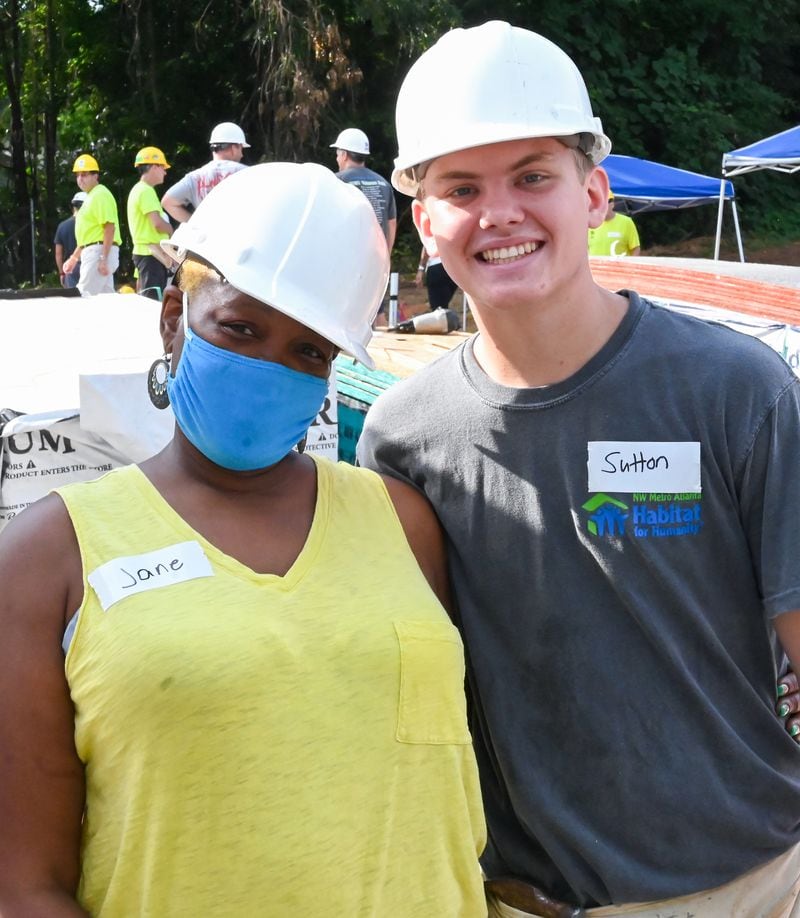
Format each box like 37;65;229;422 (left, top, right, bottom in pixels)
161;174;194;224
161;193;192;223
97;222;115;276
55;242;66;282
147;210;173;237
386;217;397;254
0;496;88;915
62;246;82;276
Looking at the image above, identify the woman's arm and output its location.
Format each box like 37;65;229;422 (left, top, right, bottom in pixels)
0;496;88;915
381;475;452;613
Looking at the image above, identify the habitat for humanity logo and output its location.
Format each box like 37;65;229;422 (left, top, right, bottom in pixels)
582;494;629;536
582;492;703;539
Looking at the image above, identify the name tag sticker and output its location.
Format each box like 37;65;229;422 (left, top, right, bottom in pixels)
587;441;701;494
88;540;214;612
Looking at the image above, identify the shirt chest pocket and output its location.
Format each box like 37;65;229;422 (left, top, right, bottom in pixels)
394;620;471;745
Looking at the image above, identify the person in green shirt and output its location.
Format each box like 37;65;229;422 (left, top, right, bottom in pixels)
63;153;122;296
127;147;174;300
587;191;641;256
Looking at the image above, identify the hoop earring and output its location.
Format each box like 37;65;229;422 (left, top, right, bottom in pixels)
147;354;171;409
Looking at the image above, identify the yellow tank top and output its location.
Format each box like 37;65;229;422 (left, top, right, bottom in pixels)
60;458;486;917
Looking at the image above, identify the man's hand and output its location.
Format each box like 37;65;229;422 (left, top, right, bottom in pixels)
97;257;109;276
777;670;800;742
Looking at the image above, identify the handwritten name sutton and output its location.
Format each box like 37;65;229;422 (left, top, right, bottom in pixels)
601;449;669;474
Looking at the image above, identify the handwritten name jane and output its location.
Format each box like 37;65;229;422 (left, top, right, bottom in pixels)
601;449;669;475
118;557;185;589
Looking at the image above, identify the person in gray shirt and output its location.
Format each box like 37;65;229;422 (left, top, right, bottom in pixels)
358;21;800;917
162;122;249;223
330;127;397;252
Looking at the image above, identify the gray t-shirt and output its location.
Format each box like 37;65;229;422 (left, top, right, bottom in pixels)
337;166;396;241
358;292;800;907
165;159;247;211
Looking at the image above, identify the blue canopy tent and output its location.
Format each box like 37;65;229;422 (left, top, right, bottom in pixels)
602;154;742;260
714;125;800;260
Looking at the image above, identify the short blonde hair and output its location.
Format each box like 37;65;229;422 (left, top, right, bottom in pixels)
177;257;223;298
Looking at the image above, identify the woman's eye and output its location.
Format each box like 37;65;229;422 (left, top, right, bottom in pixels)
301;344;327;362
224;322;255;336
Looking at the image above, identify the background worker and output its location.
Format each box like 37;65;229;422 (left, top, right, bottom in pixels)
0;162;486;916
62;153;121;296
415;245;459;311
161;121;249;223
54;191;86;288
588;191;641;256
127;146;174;300
331;127;397;252
359;21;800;917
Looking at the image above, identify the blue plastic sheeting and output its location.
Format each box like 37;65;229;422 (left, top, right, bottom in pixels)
603;154;734;213
722;125;800;176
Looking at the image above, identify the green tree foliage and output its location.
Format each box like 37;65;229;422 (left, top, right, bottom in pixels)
0;0;798;287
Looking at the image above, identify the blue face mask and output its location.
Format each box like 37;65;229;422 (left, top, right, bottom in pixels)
167;294;329;471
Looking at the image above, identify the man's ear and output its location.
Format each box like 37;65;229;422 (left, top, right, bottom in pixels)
412;199;440;257
586;166;611;230
160;285;183;354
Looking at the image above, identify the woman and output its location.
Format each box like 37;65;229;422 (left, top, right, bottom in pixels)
0;163;486;916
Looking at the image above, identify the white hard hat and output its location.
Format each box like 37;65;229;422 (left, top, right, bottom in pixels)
209;122;251;148
71;191;88;205
330;128;370;156
161;163;389;369
392;21;611;195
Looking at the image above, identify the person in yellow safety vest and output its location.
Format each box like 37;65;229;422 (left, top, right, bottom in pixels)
587;191;641;256
63;153;122;296
127;146;174;300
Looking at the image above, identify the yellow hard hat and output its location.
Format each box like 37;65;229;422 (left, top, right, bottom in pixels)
134;146;170;169
608;191;615;200
72;153;100;173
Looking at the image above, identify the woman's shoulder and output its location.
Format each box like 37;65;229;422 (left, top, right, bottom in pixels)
0;492;83;630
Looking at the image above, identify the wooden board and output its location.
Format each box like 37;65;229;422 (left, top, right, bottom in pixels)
367;329;471;378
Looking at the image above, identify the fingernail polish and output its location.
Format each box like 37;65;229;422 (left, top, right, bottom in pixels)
777;683;789;697
791;725;800;737
779;703;790;718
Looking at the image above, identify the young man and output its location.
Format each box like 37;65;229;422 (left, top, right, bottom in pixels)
588;192;641;256
126;146;174;299
330;128;397;252
358;21;800;917
161;122;249;223
62;154;121;296
53;192;85;288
